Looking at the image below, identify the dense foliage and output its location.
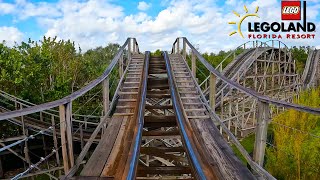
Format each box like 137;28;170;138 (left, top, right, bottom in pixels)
0;37;120;104
291;46;309;74
266;88;320;179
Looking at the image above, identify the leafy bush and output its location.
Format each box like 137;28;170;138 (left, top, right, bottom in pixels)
266;87;320;179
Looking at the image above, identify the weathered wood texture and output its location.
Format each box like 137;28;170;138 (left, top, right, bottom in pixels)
80;54;145;177
168;53;255;179
253;101;270;166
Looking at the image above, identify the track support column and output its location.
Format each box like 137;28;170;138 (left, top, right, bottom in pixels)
191;51;196;77
128;38;132;62
59;104;69;173
102;77;110;116
183;38;186;60
65;102;74;168
209;73;216;111
119;53;123;78
177;38;180;54
253;100;270;166
59;102;75;173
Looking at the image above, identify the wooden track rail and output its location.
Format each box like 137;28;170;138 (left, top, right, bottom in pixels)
302;49;320;87
166;53;255;179
77;54;146;178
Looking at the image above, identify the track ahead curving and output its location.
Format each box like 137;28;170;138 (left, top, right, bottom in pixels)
302;49;320;87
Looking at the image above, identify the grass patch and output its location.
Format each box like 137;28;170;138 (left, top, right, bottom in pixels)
231;134;255;165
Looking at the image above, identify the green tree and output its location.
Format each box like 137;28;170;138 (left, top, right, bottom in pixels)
291;47;308;74
266;88;320;179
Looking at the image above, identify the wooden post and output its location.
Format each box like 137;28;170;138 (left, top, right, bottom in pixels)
102;78;110;116
65;102;74;167
128;38;132;62
132;39;135;54
59;104;69;173
177;38;180;54
253;100;270;166
209;73;216;111
191;51;196;77
119;53;123;78
84;117;88;130
183;39;186;60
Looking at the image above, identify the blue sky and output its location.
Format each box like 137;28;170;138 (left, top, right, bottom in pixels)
0;0;319;52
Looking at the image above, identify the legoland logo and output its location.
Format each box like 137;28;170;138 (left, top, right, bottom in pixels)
228;0;316;40
228;5;260;38
282;1;301;20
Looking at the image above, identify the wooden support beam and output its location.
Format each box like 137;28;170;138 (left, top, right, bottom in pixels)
209;73;216;111
119;53;123;78
183;39;186;60
142;129;180;137
145;105;173;109
59;104;70;173
191;52;196;77
137;166;191;176
177;38;180;54
132;38;136;54
102;78;109;116
144;115;176;127
140;147;184;153
0;135;26;143
66;102;74;167
128;38;132;62
253;101;270;166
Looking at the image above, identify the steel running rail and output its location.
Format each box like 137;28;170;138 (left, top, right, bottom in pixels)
126;52;150;179
163;52;207;179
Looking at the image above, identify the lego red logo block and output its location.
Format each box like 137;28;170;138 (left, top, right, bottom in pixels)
282;1;301;20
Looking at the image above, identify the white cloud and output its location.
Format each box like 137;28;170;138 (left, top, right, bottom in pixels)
0;26;23;46
41;0;124;50
138;1;151;11
1;0;320;53
0;2;15;14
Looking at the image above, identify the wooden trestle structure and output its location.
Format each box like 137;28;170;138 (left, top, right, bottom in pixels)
1;37;320;180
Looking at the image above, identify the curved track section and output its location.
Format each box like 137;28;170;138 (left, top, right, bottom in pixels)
302;49;320;87
202;42;299;137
